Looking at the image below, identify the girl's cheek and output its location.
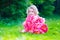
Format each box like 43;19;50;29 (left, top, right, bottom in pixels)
28;12;35;15
29;12;33;15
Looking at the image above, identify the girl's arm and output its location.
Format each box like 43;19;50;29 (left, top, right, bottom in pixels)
39;17;45;23
23;21;26;26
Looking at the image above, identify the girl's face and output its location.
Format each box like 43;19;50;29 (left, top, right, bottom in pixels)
28;8;35;15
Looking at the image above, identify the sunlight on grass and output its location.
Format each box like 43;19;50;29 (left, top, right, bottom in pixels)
0;17;60;40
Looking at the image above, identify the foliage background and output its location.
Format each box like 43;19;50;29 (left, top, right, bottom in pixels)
0;0;60;40
0;0;57;18
0;0;58;25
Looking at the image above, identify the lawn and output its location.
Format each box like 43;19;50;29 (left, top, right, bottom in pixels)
0;15;60;40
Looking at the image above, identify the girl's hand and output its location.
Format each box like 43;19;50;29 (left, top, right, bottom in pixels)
23;21;26;25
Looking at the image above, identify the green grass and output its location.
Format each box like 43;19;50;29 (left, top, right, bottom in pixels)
0;15;60;40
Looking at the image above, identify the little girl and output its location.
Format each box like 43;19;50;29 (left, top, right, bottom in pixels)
21;5;48;34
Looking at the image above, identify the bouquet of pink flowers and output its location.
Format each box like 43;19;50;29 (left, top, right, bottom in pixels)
23;15;48;34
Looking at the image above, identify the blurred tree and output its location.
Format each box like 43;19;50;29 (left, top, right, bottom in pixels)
30;0;56;15
0;0;56;24
41;0;55;15
56;0;60;14
0;0;56;19
0;0;31;20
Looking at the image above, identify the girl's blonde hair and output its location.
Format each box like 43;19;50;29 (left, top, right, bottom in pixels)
26;5;39;15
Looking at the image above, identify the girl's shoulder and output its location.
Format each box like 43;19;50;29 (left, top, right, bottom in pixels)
34;15;45;20
34;15;40;18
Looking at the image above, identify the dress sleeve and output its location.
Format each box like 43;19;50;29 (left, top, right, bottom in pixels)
33;15;45;24
23;15;34;27
39;17;45;23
